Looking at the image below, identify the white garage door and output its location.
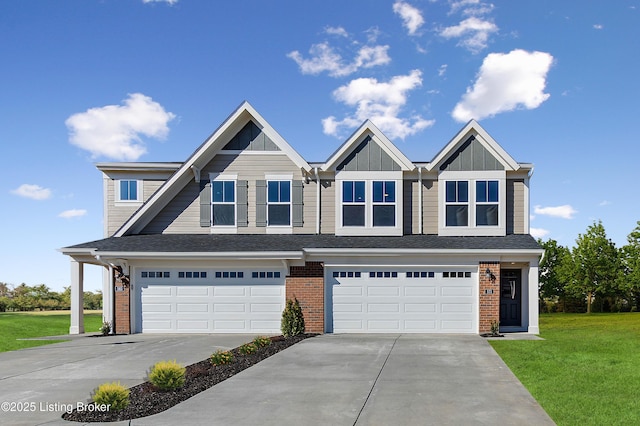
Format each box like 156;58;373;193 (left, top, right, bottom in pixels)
137;268;284;333
327;267;477;333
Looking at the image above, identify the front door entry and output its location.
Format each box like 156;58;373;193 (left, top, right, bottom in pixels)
500;269;521;327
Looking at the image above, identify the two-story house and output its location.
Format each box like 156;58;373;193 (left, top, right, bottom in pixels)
61;101;543;336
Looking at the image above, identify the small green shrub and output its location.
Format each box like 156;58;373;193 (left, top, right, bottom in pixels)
148;360;186;391
92;382;129;411
253;336;272;348
281;298;305;337
99;321;111;336
210;350;234;365
238;343;257;355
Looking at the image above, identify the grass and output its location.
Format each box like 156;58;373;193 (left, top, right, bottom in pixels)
0;310;103;353
490;313;640;426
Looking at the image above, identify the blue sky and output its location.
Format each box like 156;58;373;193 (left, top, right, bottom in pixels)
1;0;638;292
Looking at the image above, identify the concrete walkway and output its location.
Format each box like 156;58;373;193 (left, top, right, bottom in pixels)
0;334;553;426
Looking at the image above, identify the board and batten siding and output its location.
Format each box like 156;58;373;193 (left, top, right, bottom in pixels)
142;153;316;234
105;179;164;236
506;179;525;234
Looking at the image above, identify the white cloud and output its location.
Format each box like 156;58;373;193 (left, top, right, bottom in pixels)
593;24;603;30
439;17;498;53
438;64;448;77
58;209;87;219
325;26;349;37
287;42;390;77
393;1;425;35
322;70;435;139
65;93;176;161
530;227;550;239
534;205;577;219
599;200;611;206
11;184;52;200
452;49;553;122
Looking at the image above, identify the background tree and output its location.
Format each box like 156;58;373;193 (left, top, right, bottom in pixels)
569;220;620;313
619;221;640;311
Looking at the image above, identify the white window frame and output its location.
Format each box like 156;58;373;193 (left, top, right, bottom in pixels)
438;170;506;236
336;171;402;236
115;179;142;205
209;173;237;234
265;174;293;233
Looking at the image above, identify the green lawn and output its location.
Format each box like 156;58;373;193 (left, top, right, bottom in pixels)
490;313;640;426
0;311;103;353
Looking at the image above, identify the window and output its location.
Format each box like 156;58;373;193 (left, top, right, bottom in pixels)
267;181;291;226
342;181;365;226
445;181;468;226
372;181;395;227
476;180;499;226
212;180;235;226
118;180;140;201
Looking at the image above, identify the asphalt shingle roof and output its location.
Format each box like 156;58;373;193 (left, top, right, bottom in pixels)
65;233;542;253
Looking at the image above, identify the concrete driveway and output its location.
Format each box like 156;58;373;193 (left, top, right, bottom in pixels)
1;334;555;426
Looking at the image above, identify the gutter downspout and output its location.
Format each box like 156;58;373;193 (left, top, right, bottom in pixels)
418;166;423;234
314;167;320;234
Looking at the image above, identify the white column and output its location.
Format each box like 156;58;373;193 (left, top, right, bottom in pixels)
69;259;85;334
527;261;540;334
102;266;113;329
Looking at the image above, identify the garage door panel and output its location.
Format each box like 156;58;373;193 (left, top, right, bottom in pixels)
144;320;173;331
404;303;437;313
367;303;400;313
214;303;245;313
143;286;173;296
144;303;172;313
177;303;209;313
250;303;282;312
177;320;209;331
214;287;247;297
329;268;477;333
441;286;473;297
404;286;436;297
251;286;283;297
176;287;209;296
368;287;399;297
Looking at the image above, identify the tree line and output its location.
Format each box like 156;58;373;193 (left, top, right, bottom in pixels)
539;220;640;313
0;283;102;312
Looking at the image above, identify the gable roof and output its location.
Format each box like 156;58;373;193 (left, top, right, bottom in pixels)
114;101;311;237
322;120;415;172
427;119;520;172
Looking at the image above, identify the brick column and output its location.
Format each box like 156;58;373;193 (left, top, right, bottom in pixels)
114;274;130;334
479;261;500;334
286;262;324;334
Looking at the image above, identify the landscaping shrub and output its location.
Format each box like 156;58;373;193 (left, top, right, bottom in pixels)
210;350;234;365
148;360;186;391
92;382;129;411
99;321;111;336
238;343;257;355
281;298;305;337
253;336;272;348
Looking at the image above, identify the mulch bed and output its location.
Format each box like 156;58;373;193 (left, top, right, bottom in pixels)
63;334;314;423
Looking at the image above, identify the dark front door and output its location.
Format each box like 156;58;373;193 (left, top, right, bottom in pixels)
500;269;521;327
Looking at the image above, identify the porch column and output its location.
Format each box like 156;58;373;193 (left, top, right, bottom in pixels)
69;259;85;334
101;266;114;331
528;261;540;334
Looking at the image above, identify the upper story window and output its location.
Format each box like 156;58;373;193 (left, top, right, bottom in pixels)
212;180;235;226
445;181;468;226
342;181;365;226
372;181;396;227
267;180;291;226
116;179;141;202
476;180;499;226
336;173;402;236
439;171;505;236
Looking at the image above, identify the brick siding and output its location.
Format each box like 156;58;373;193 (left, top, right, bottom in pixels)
286;262;325;333
478;261;501;333
114;274;130;334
